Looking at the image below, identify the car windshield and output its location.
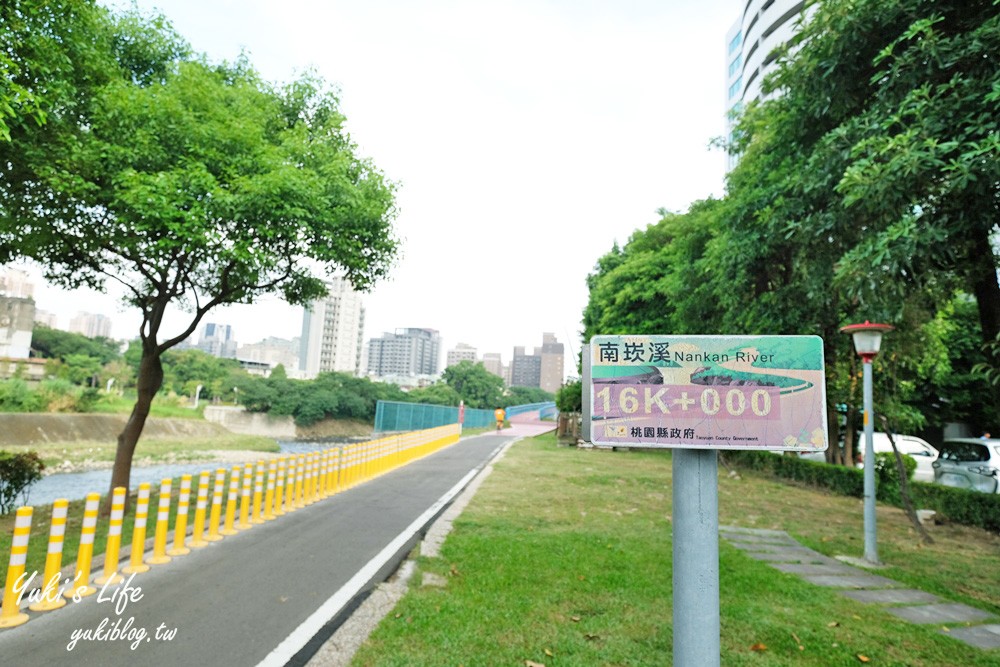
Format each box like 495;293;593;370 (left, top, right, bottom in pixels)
939;441;989;463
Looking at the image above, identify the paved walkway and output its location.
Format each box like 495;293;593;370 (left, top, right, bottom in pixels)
720;526;1000;650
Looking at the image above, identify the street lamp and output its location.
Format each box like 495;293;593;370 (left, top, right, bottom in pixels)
840;320;894;564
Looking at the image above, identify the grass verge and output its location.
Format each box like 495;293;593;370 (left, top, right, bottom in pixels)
352;433;1000;667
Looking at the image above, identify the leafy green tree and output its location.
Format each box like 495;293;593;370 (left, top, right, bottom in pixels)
582;200;724;342
0;7;398;500
0;451;45;513
502;386;554;407
713;0;1000;453
407;383;461;406
160;348;242;399
555;379;582;414
442;361;505;409
0;0;112;142
30;324;122;365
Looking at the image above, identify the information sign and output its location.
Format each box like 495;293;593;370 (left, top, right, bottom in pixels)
589;334;827;451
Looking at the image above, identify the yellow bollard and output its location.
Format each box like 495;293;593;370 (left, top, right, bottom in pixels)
205;468;226;542
221;466;240;535
168;474;192;556
251;461;265;524
122;483;151;574
294;455;305;508
263;460;276;521
29;499;68;612
310;452;320;502
286;455;298;511
95;486;127;585
237;465;253;530
65;493;101;597
303;453;314;506
318;450;328;499
147;479;173;565
273;458;286;517
327;448;338;494
0;507;33;627
190;471;210;548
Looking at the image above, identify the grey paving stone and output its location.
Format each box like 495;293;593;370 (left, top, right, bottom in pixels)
770;562;860;576
945;624;1000;650
744;549;838;564
721;533;798;545
726;539;801;552
886;603;995;625
720;525;790;537
840;589;944;605
802;573;900;589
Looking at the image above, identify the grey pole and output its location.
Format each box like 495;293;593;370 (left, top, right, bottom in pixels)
862;359;879;564
581;344;592;443
672;448;720;666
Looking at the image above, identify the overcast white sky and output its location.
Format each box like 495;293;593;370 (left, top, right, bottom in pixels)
26;0;735;380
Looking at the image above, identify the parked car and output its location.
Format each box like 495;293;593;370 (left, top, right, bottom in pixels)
856;433;939;483
932;438;1000;494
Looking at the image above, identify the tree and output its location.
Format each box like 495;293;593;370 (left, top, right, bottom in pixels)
407;383;462;406
502;386;554;407
724;0;1000;377
30;324;122;365
0;7;398;502
442;361;505;409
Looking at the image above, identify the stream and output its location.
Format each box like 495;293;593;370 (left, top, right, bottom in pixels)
22;438;368;506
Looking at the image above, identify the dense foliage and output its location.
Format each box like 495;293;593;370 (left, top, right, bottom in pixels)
0;0;399;495
582;0;1000;453
0;450;45;512
727;451;1000;533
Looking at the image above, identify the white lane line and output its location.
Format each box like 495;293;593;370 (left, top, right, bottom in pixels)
255;467;480;667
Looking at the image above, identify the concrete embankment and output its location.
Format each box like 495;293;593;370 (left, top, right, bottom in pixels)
0;413;228;446
0;408;373;446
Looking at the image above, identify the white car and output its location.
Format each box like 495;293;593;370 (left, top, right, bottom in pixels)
856;433;939;483
932;438;1000;493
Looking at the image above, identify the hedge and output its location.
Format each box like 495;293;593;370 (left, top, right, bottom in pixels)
724;450;1000;534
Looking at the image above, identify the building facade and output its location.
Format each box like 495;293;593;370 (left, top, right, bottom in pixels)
510;333;565;394
366;328;440;380
196;322;238;358
0;268;35;359
69;312;112;339
446;342;478;368
725;0;813;168
538;333;565;394
481;352;507;384
299;277;366;378
510;346;541;389
237;336;301;373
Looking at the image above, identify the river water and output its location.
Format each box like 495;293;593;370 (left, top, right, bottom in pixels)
23;439;367;506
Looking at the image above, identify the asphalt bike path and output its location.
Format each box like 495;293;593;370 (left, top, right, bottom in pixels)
0;430;519;666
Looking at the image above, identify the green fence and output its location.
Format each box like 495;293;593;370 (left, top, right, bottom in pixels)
374;400;496;432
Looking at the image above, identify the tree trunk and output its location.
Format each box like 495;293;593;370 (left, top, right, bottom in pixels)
972;226;1000;417
105;341;164;513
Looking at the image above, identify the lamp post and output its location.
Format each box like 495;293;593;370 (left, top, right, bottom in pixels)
840;320;894;564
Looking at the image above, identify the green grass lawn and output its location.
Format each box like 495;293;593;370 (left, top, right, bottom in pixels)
352;433;1000;667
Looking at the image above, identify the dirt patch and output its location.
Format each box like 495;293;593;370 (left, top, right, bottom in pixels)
295;418;373;440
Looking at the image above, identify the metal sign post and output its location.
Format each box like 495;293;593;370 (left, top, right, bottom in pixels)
588;334;827;664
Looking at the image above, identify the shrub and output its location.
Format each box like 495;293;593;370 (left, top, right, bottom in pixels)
0;379;44;412
0;451;46;513
726;450;1000;533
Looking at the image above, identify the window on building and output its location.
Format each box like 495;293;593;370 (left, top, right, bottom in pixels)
728;77;743;100
728;54;742;78
728;31;742;55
